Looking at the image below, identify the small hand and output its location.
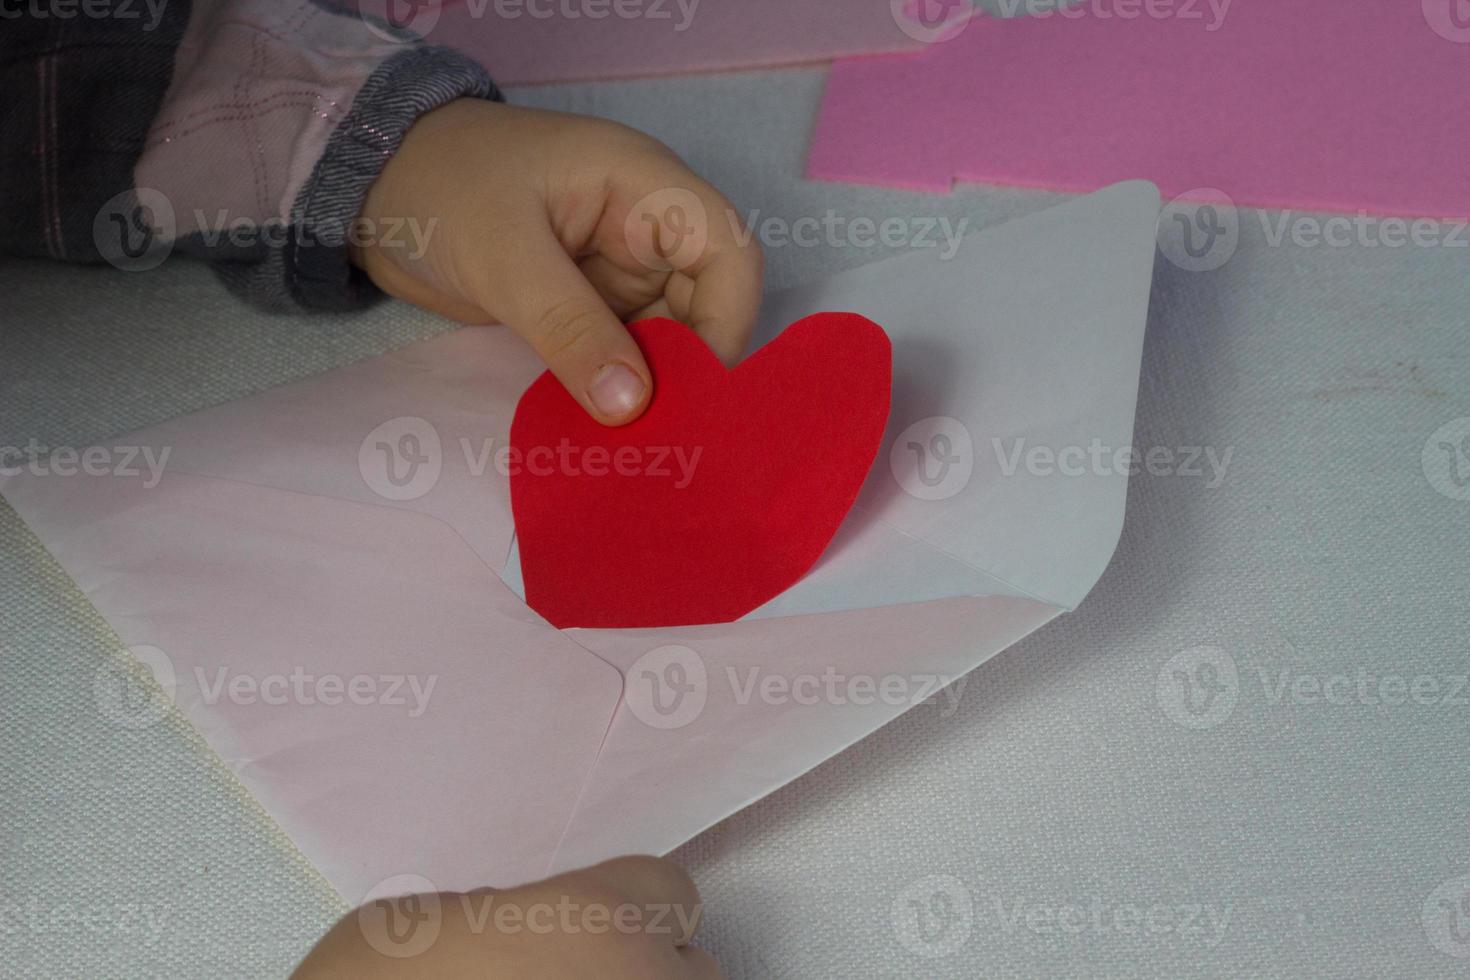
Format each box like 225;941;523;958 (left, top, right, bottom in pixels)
352;99;764;426
292;855;723;978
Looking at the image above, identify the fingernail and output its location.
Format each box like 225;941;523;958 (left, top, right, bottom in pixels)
588;362;646;419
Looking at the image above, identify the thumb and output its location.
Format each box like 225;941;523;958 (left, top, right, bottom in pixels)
488;227;653;426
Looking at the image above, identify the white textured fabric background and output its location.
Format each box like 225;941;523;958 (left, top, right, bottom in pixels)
3;68;1468;978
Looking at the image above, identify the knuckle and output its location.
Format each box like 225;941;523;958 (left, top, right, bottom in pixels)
533;299;609;362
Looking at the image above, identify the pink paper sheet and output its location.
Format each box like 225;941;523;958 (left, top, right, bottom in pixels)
352;0;936;84
809;1;1470;217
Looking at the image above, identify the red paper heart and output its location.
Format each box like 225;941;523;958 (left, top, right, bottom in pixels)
510;314;892;629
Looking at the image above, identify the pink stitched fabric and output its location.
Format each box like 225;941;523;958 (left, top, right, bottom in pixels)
135;0;411;240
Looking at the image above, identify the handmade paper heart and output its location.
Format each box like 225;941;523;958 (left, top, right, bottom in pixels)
510;314;892;629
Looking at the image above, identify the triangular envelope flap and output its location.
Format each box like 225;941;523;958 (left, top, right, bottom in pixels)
34;326;545;576
752;180;1161;613
2;466;624;899
549;594;1061;873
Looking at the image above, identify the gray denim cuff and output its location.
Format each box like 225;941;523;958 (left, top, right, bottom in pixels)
212;44;501;313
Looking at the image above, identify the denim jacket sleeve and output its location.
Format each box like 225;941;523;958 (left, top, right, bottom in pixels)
1;0;500;311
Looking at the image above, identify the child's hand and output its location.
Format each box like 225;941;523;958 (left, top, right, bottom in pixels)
292;855;722;978
351;99;764;426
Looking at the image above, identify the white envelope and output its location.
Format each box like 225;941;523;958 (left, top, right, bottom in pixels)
1;181;1161;901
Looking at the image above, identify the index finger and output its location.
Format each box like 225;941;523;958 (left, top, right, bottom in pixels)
617;163;764;366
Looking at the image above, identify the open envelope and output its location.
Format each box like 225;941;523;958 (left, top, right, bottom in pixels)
2;181;1161;901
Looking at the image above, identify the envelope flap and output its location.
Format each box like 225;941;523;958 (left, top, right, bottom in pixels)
549;593;1061;872
752;180;1161;612
2;465;623;898
59;325;543;577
